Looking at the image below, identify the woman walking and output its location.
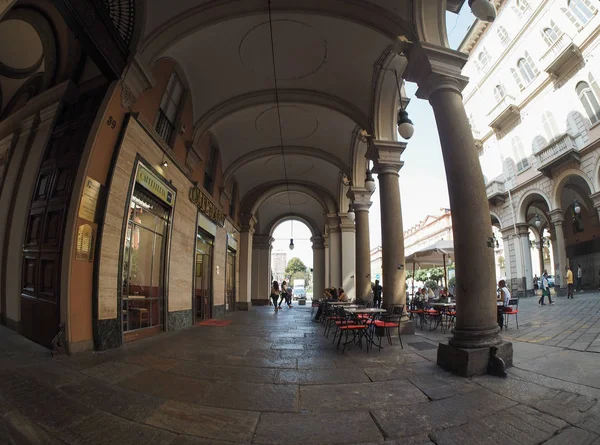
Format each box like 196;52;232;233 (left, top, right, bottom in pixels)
279;281;288;309
271;281;280;312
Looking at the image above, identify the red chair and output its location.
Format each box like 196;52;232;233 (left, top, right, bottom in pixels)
373;314;403;349
336;313;369;354
503;298;519;329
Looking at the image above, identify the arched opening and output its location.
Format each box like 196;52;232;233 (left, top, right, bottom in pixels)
490;214;504;282
555;174;599;289
270;218;314;303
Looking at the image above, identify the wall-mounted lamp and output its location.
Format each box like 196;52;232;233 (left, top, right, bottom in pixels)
573;199;581;214
535;214;541;228
365;169;376;193
347;203;355;222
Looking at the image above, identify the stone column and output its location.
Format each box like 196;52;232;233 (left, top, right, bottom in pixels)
349;188;373;302
550;229;559;278
538;239;545;276
549;209;568;293
311;236;325;300
327;216;342;287
405;42;507;375
251;235;273;305
368;141;408;313
324;233;330;288
517;224;533;294
237;214;256;310
340;214;356;301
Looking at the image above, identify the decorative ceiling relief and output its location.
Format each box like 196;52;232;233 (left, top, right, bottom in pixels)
255;105;319;141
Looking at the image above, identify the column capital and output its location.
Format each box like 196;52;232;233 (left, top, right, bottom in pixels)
253;234;273;249
589;191;600;208
367;140;406;175
239;213;257;233
499;227;515;239
311;236;325;249
548;209;565;224
120;54;155;109
403;41;469;100
339;217;355;233
326;214;341;233
347;187;372;211
516;223;530;236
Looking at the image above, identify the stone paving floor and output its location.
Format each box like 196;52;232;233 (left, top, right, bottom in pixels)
1;296;600;445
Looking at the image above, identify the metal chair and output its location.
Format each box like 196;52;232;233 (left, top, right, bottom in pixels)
503;298;519;329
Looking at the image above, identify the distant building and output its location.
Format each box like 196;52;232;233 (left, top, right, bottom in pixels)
404;208;454;257
271;251;287;283
370;246;383;285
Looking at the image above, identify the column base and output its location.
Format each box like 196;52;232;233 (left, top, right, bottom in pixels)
400;319;415;335
251;298;270;306
236;302;251;311
437;340;513;377
555;287;567;297
449;324;503;349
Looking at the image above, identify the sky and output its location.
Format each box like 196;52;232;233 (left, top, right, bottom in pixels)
271;6;476;269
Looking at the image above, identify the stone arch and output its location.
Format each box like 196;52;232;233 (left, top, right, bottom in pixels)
267;214;320;238
552;168;595;209
138;0;414;65
490;211;503;229
594;155;600;192
222;146;351;186
412;0;449;47
191;89;371;147
517;189;552;224
371;48;406;141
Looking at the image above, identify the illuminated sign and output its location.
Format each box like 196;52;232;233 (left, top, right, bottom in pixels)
189;186;226;227
136;164;174;206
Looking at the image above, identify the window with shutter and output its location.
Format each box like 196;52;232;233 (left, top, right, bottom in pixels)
542;24;561;46
156;72;184;144
577;81;600;124
493;84;506;102
542;111;560;140
497;26;510;46
562;0;597;30
511;136;529;171
204;138;219;194
511;68;525;90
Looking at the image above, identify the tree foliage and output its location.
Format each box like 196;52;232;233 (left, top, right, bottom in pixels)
285;257;311;286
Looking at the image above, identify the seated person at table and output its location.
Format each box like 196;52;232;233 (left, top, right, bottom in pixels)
338;288;348;302
496;280;511;329
313;287;338;322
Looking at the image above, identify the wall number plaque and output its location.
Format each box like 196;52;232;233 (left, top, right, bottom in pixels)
78;176;101;222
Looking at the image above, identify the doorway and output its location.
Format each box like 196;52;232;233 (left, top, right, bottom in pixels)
121;185;170;341
226;247;236;311
195;229;213;321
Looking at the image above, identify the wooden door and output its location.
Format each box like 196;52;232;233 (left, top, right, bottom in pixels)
21;85;106;348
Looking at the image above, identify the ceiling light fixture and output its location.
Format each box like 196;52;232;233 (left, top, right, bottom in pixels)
573;199;581;214
365;168;376;193
535;214;541;228
347;203;355;222
393;70;414;140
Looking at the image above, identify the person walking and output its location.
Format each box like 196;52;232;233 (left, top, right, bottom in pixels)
577;264;583;292
278;281;289;309
271;281;280;311
566;265;574;299
372;280;383;308
539;271;554;306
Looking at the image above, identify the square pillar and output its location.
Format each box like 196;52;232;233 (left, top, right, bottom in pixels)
238;214;256;311
340;216;355;302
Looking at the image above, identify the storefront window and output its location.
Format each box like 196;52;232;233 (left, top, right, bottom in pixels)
122;186;169;333
195;230;213;321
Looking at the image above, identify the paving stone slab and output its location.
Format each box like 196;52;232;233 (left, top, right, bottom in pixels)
169;435;251;445
277;368;369;385
171;361;278;383
0;371;93;431
59;412;175;445
429;405;567;445
300;379;427;413
223;356;298;369
120;354;180;371
201;381;298;412
2;411;64;445
297;357;338;369
518;350;600;389
408;373;481;400
118;369;213;404
253;411;383;445
80;361;146;384
61;378;164;423
371;389;517;439
542;426;600;445
363;362;444;382
577;401;600;435
146;400;259;443
474;375;597;423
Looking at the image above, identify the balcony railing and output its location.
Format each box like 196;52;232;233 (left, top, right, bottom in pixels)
540;34;582;76
487;95;520;130
535;133;580;176
486;179;507;204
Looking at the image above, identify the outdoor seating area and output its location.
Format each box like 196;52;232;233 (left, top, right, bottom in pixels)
318;301;404;354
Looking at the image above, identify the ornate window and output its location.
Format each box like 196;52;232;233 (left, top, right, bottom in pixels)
493;84;507;102
562;0;597;30
477;48;491;72
513;52;539;89
577;77;600;124
497;26;511;46
542;111;560;140
541;21;562;46
511;136;529;171
204;138;219;194
512;0;531;17
156;72;184;144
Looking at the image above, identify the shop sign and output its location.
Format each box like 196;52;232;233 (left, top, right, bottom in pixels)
136;164;174;206
189;185;226;227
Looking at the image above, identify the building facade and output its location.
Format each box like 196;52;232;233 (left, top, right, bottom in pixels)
271;251;287;284
404;208;454;257
462;0;600;296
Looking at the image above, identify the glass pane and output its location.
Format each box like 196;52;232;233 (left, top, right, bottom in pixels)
129;225;154;298
151;234;163;298
122;223;132;296
127;297;151;331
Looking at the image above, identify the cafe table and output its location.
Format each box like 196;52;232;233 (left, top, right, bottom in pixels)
344;308;387;314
